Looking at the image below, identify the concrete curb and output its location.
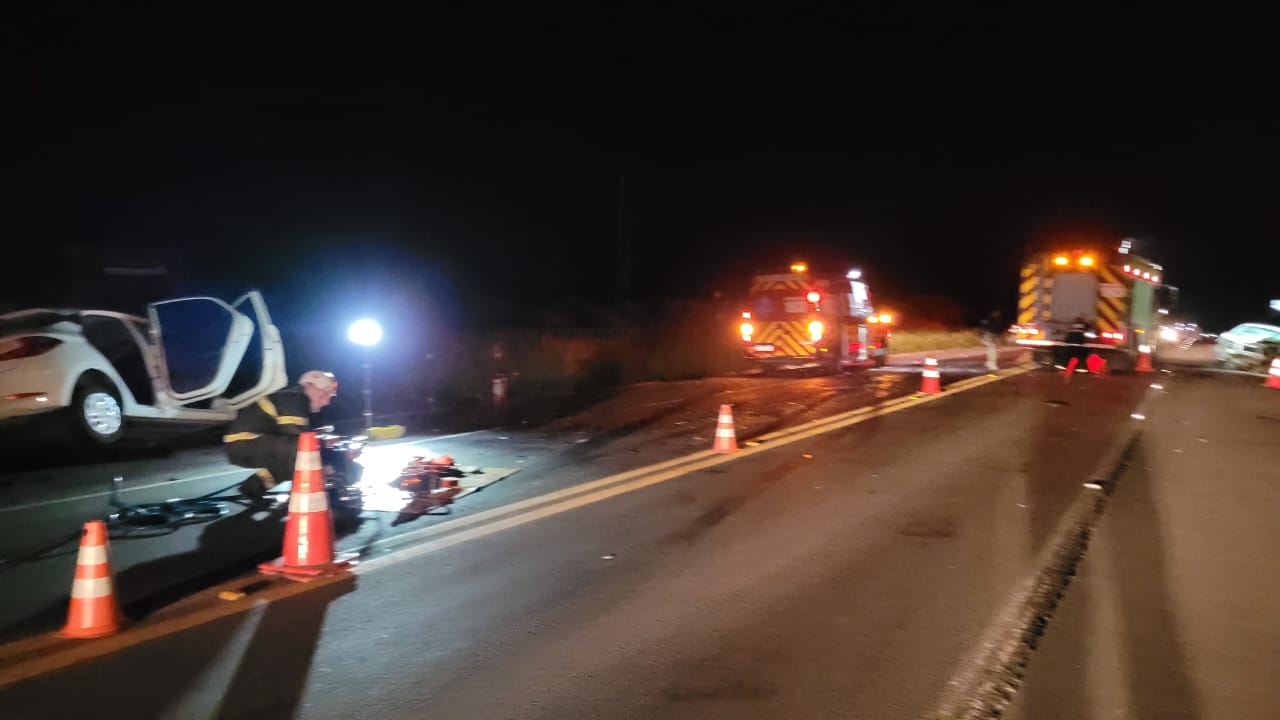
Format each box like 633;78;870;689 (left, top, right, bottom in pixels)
927;376;1165;720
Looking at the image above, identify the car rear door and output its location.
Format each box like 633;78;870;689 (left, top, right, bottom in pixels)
221;291;288;409
147;296;255;404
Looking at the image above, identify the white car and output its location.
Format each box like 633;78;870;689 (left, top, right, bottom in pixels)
1213;321;1280;371
0;291;287;444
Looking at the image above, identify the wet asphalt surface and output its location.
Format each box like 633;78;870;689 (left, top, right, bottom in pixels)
0;356;1155;719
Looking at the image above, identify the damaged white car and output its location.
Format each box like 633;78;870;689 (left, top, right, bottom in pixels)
0;291;286;444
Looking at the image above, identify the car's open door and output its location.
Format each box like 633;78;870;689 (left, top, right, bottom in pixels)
221;291;289;408
146;296;255;404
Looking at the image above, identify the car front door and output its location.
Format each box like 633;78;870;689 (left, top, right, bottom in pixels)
221;291;289;409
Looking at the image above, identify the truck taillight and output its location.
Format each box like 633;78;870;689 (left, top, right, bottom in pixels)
0;336;62;361
806;290;821;304
849;342;862;353
1102;331;1125;343
740;322;754;341
808;321;824;341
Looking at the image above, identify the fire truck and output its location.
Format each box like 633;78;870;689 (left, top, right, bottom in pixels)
1012;241;1176;371
739;262;891;373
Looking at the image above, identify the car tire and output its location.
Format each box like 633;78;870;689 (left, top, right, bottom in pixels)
72;377;125;445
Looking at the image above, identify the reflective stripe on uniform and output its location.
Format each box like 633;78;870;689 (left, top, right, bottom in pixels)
70;576;114;600
276;415;307;426
289;490;329;513
223;432;262;443
257;397;279;418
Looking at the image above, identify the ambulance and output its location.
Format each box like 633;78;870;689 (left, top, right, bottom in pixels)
738;262;891;373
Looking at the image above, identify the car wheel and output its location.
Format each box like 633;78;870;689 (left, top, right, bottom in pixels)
73;378;125;445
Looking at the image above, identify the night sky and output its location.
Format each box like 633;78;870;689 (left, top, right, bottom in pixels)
9;6;1280;333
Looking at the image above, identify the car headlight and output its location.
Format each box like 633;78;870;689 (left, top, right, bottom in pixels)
1159;328;1178;342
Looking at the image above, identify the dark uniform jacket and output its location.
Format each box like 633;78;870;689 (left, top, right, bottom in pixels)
224;387;313;443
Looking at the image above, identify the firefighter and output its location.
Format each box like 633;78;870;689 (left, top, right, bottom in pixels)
1063;316;1091;366
224;370;339;500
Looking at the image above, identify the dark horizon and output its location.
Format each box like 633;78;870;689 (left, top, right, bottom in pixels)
9;6;1280;332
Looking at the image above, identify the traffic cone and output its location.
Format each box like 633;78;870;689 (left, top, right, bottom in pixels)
1063;356;1079;381
260;432;353;580
920;357;941;394
62;520;123;638
1266;358;1280;389
1136;344;1154;372
713;404;738;453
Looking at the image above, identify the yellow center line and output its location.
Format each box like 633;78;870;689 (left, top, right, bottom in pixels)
359;363;1034;571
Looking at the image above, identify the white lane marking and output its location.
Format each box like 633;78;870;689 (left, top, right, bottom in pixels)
158;602;267;720
0;468;247;514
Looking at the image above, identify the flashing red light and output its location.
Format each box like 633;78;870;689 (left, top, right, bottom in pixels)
0;336;62;362
848;342;863;353
805;290;821;304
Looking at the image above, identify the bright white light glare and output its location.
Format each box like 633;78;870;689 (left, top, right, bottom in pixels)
348;318;383;347
1150;384;1164;390
1083;482;1104;490
1158;308;1170;314
1131;413;1146;420
846;268;862;280
1160;328;1178;342
1138;344;1151;353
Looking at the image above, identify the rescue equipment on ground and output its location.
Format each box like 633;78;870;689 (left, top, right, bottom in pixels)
390;455;468;526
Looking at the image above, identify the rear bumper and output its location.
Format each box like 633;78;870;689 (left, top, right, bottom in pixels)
0;395;65;419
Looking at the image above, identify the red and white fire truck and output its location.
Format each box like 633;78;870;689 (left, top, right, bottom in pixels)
1012;241;1176;371
738;262;891;373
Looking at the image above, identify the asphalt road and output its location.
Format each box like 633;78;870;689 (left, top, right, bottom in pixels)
1005;370;1280;720
0;356;1018;642
0;359;1148;719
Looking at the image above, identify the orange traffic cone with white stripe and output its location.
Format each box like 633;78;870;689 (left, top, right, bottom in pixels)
1135;344;1154;372
62;520;123;638
259;432;353;580
920;357;941;394
1266;357;1280;389
713;404;738;453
